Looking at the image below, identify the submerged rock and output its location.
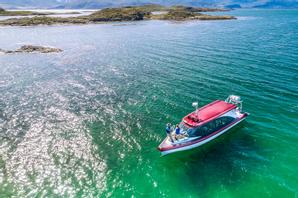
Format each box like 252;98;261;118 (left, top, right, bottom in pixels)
15;45;63;53
0;45;63;54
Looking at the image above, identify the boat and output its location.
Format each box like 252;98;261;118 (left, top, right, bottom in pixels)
158;95;249;156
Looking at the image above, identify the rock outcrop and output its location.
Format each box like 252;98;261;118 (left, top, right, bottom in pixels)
0;45;63;54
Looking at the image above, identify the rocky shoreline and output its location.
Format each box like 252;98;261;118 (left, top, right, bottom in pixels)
0;45;63;54
0;5;236;26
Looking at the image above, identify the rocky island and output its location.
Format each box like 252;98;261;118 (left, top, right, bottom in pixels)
0;5;235;26
0;45;63;54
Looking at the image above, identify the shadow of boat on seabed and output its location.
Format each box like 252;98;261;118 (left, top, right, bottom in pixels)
158;121;264;191
160;121;255;159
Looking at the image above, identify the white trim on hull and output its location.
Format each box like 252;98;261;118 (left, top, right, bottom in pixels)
161;116;246;156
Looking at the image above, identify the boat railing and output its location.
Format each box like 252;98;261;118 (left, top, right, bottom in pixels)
225;95;242;112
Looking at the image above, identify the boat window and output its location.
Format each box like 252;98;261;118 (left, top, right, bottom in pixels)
179;123;194;134
189;116;235;137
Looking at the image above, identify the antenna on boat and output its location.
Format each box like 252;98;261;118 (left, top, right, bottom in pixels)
192;101;199;117
192;102;198;110
226;95;242;112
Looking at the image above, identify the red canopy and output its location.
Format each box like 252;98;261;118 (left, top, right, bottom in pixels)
183;100;236;127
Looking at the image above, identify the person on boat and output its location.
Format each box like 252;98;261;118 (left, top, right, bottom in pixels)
175;124;181;140
166;123;174;143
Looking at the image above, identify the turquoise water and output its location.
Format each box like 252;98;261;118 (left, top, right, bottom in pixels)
0;9;297;197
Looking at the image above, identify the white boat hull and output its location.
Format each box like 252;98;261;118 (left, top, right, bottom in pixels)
161;116;246;156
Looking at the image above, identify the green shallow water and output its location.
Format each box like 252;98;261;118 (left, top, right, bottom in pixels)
0;9;297;197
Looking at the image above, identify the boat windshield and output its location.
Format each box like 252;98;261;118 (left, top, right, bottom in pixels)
179;123;194;134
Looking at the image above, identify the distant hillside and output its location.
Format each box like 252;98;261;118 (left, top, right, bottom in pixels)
1;0;298;9
253;1;298;8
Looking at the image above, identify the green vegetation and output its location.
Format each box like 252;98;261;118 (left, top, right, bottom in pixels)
0;5;236;26
123;4;166;12
195;15;236;20
87;7;151;22
169;5;227;12
0;7;50;16
0;7;80;16
0;10;43;16
151;5;234;21
152;9;198;20
0;16;87;26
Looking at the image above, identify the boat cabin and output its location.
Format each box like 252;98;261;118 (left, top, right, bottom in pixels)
180;100;238;138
